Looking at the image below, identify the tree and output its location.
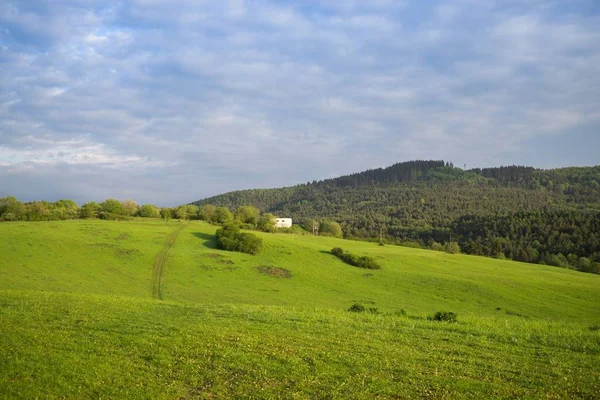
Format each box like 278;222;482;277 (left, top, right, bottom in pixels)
319;220;343;238
25;201;50;221
257;213;276;232
52;199;79;220
175;205;188;220
161;208;172;222
139;204;160;218
235;205;260;226
211;207;233;225
199;205;216;221
0;196;24;220
186;205;200;219
302;218;318;233
444;241;461;254
121;200;139;217
80;202;101;219
101;199;124;215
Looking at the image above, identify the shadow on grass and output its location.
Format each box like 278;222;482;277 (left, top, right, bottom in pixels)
192;232;218;249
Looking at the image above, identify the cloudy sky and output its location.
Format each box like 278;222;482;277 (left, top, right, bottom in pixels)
1;0;599;205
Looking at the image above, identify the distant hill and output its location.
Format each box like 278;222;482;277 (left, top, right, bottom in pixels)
192;160;600;273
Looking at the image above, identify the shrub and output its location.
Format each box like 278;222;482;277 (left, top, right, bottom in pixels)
216;223;263;255
429;311;458;323
348;303;365;312
98;212;132;221
348;303;379;313
330;248;381;270
319;220;343;238
444;242;461;254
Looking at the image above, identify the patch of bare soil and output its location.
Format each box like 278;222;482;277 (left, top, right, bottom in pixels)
256;266;292;278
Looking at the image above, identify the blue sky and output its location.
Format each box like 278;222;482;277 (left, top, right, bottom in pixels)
1;0;599;205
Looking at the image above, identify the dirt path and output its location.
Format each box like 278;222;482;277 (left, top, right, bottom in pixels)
151;223;187;300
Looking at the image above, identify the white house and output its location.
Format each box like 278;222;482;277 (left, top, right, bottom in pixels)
274;218;292;228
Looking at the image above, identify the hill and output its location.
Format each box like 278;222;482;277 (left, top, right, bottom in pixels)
1;219;599;398
192;161;600;273
2;220;599;321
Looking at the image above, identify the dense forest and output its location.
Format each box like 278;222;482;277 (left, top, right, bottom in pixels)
193;160;600;274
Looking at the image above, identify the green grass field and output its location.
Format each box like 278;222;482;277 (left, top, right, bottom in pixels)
1;220;599;398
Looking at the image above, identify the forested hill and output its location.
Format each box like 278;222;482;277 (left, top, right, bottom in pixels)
192;161;600;273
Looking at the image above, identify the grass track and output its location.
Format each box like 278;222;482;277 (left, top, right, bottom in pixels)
151;222;187;300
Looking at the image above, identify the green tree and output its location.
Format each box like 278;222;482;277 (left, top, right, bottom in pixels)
257;213;276;232
199;205;217;221
319;220;343;238
0;196;24;220
80;202;101;219
186;205;200;219
121;200;139;217
25;201;50;221
211;207;233;225
175;205;188;220
52;199;79;220
101;199;124;215
444;241;461;254
139;204;161;218
302;218;318;233
161;208;172;222
235;205;260;226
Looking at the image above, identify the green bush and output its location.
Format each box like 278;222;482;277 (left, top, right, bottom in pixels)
348;303;366;312
444;242;461;254
429;311;458;323
98;212;132;221
348;303;379;313
331;248;381;270
216;223;263;255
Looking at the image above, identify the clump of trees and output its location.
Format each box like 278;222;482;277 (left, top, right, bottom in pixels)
216;223;263;255
331;247;381;270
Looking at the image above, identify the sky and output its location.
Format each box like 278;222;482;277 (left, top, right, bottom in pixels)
1;0;599;206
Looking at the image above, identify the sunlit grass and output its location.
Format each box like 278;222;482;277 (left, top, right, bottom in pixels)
1;219;599;398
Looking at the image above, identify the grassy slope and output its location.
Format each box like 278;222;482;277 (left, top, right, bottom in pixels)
163;222;600;322
1;220;600;398
0;220;176;298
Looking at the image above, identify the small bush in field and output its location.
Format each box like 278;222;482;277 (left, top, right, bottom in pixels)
216;223;263;255
348;303;379;313
348;303;366;313
330;248;381;270
428;311;458;323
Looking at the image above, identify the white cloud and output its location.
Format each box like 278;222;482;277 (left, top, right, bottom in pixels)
0;0;598;204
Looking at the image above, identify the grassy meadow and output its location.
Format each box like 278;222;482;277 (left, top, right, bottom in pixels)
1;219;599;398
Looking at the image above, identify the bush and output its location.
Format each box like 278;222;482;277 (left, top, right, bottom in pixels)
319;220;343;238
348;303;366;312
348;304;379;313
330;248;381;270
98;212;132;221
216;223;263;255
444;242;461;254
429;311;458;323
